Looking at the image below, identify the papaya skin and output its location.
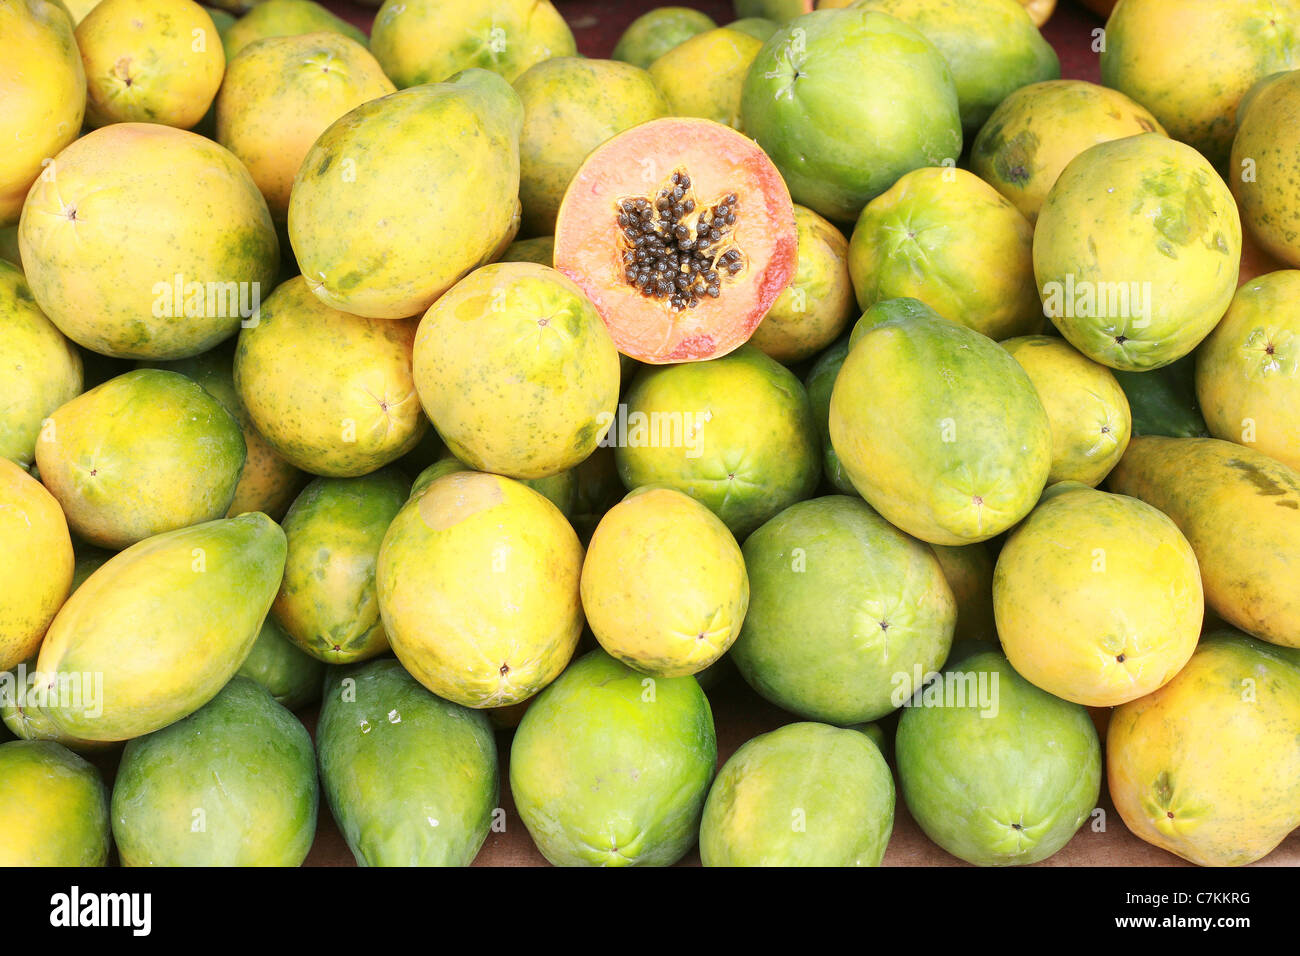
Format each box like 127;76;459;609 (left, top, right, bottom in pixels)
1002;335;1132;487
803;336;856;494
0;0;85;226
410;455;577;517
581;488;749;677
234;276;427;478
1231;70;1300;269
0;459;73;672
930;542;997;645
1195;271;1300;471
993;485;1203;707
1107;436;1300;648
221;0;367;60
648;28;763;131
35;513;287;741
1107;631;1300;866
34;369;246;550
234;615;324;710
970;79;1166;224
76;0;225;129
216;32;395;223
0;740;110;866
0;260;82;468
272;469;408;665
376;471;584;708
612;6;716;68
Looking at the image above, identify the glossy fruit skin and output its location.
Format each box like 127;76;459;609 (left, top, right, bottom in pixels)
235;615;325;710
854;0;1060;133
371;0;575;88
970;79;1166;224
700;721;894;866
288;70;522;320
896;650;1102;866
1232;71;1300;269
412;262;621;480
830;307;1052;545
993;484;1203;706
1033;134;1241;371
649;28;763;131
848;166;1042;340
18;123;279;360
732;495;955;724
510;649;717;866
410;456;577;518
36;513;287;741
581;487;749;677
803;336;855;494
616;345;821;539
272;468;408;665
1112;355;1209;439
1108;630;1300;866
1195;270;1300;471
1002;335;1132;486
0;740;110;866
1100;0;1300;169
34;369;246;549
930;542;997;645
111;677;317;866
221;0;368;60
0;0;85;226
740;6;962;223
612;6;716;67
376;471;584;707
317;659;498;866
1106;436;1300;649
514;58;667;237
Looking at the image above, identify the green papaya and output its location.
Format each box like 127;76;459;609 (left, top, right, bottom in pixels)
236;615;325;710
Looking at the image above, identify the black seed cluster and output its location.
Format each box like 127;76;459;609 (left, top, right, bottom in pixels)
617;171;744;311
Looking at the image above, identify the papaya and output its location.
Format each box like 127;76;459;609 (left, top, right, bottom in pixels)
930;542;997;646
1106;436;1300;649
0;260;82;468
740;6;961;223
0;0;85;226
732;494;955;724
1195;271;1300;471
376;471;584;707
581;487;749;677
1231;70;1300;269
1033;134;1241;371
272;468;407;664
412;262;621;480
993;484;1203;706
221;0;367;60
513;58;668;238
612;6;716;67
1001;335;1132;486
216;32;395;223
35;513;287;741
0;459;73;672
1100;0;1300;170
648;28;763;131
616;345;821;538
1107;630;1300;867
848;167;1041;340
411;456;578;518
510;649;717;866
35;369;246;549
142;344;304;520
233;276;427;477
18;123;279;360
1018;0;1054;26
236;614;325;710
896;649;1102;866
803;336;856;494
317;659;499;866
370;0;574;88
750;205;856;364
553;117;798;364
733;0;811;21
288;70;522;320
569;445;623;543
76;0;225;129
500;236;554;267
970;79;1166;224
112;676;318;866
726;18;778;41
1;655;115;753
852;0;1059;133
829;307;1052;545
700;721;894;866
1113;355;1209;439
0;740;110;865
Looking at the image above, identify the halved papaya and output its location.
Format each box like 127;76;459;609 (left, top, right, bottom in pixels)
553;117;797;365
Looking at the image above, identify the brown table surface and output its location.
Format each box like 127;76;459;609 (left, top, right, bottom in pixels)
279;0;1291;866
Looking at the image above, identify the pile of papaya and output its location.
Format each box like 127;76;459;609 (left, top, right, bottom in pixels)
2;0;1300;870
